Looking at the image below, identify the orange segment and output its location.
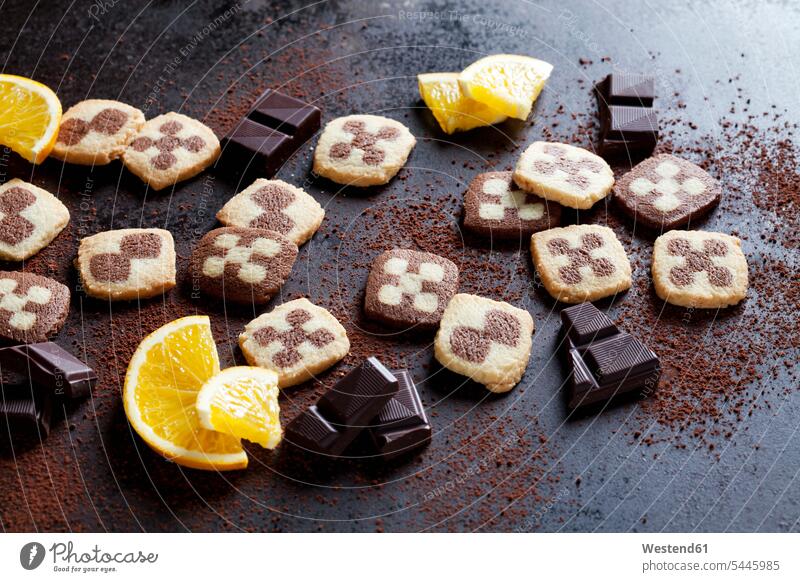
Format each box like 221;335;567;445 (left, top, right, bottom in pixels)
0;74;62;163
458;54;553;120
196;367;282;449
418;72;507;134
123;316;248;471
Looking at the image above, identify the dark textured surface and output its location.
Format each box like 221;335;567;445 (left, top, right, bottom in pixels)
0;0;798;532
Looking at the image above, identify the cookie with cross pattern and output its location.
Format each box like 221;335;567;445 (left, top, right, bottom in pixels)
652;230;748;308
530;224;632;303
614;154;722;230
513;141;614;209
463;171;561;239
364;249;459;330
0;179;70;261
0;271;70;343
216;179;324;246
239;298;350;388
51;99;145;165
122;112;220;190
76;228;176;301
434;293;534;393
313;114;416;186
190;226;298;304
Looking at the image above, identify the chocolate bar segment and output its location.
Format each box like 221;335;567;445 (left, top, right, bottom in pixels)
367;370;431;459
560;303;660;408
597;74;656;107
221;89;321;177
0;388;52;436
0;343;97;399
560;302;617;346
285;357;399;456
600;105;658;155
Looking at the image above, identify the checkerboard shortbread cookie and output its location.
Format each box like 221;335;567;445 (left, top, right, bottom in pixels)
239;298;350;388
313;115;416;186
190;226;297;304
463;171;561;239
652;230;748;308
0;179;70;261
51;100;145;165
216;179;324;246
513;142;614;209
530;224;632;303
122;112;220;190
614;154;721;229
364;249;459;330
76;228;176;300
434;293;534;393
0;271;70;343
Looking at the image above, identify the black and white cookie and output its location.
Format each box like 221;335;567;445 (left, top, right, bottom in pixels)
364;249;459;330
0;271;70;343
463;171;560;239
189;226;298;304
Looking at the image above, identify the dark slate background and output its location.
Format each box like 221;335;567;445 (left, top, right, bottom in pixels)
0;0;797;532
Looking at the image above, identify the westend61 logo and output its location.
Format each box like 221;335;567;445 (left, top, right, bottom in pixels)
19;541;158;574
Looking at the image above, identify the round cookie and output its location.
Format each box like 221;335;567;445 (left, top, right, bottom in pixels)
0;271;70;343
189;226;298;305
614;154;722;229
364;249;459;330
434;293;534;393
530;224;633;303
76;228;176;301
216;179;324;246
513;141;614;209
463;171;561;239
0;179;70;261
122;112;220;191
652;230;748;308
313;114;416;186
51;99;145;165
239;298;350;388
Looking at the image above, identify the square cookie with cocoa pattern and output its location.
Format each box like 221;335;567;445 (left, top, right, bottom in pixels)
463;171;561;239
530;224;632;303
313;115;415;186
0;271;70;343
0;179;70;261
51;99;145;165
239;298;350;388
513;141;614;209
122;112;220;190
190;227;297;304
216;179;324;246
652;230;748;308
434;293;534;393
364;249;459;330
76;228;176;301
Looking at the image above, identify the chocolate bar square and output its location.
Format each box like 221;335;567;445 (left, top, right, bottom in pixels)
560;303;660;408
285;357;399;456
600;105;659;154
366;370;431;459
597;74;656;107
222;89;321;177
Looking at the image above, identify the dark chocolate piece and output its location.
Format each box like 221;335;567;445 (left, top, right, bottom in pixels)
599;105;658;155
561;303;660;408
0;387;52;436
221;89;321;177
596;74;655;107
0;342;97;399
366;370;431;459
285;357;399;456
